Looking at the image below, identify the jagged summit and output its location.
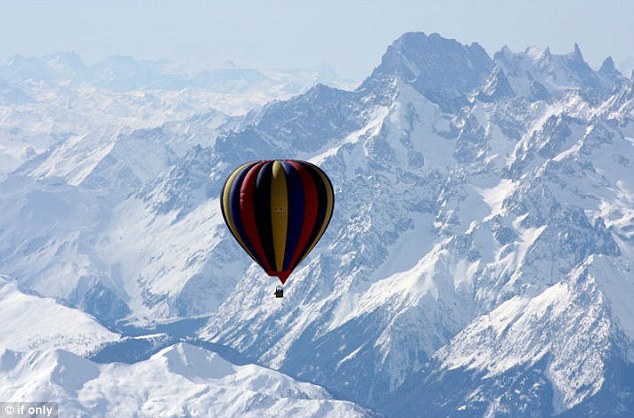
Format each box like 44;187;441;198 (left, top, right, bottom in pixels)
476;66;515;102
573;43;584;60
524;45;553;61
360;32;493;111
599;56;620;77
494;42;611;102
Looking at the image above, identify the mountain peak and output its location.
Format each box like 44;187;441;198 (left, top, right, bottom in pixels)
543;47;553;62
476;66;515;102
498;45;513;56
43;51;89;76
44;51;84;65
361;31;493;111
494;42;610;101
524;46;552;62
573;43;584;60
599;56;621;78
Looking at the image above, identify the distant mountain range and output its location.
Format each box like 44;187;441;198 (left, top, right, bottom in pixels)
0;53;346;175
0;52;344;92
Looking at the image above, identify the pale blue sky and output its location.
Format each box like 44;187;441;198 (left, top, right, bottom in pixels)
1;0;632;81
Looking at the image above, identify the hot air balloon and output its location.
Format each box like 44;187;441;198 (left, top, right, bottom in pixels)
220;160;334;297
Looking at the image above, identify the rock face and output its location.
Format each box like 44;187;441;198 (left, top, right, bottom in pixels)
1;32;633;417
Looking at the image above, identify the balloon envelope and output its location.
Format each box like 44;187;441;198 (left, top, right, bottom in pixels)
220;160;334;284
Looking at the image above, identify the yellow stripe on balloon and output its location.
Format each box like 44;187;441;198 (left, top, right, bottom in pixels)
270;161;289;271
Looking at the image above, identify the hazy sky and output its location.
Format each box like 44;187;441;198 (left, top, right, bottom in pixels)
1;0;632;81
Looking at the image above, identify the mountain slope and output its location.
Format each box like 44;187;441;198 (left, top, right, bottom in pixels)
0;343;375;418
0;275;119;355
198;33;634;417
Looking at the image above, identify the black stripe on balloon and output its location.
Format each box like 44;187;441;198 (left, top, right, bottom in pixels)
254;161;277;272
228;163;263;268
315;161;334;237
281;161;305;271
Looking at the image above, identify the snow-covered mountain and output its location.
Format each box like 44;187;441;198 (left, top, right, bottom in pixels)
0;275;119;355
0;343;372;418
1;32;633;417
0;53;346;175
